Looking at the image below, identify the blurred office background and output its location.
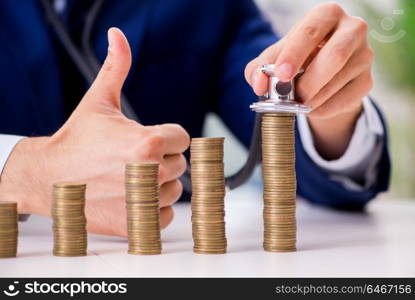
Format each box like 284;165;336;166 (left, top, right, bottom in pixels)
204;0;415;200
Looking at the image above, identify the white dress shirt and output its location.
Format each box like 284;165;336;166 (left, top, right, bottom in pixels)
0;135;25;176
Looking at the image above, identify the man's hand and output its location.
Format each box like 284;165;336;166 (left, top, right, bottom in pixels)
245;3;374;159
0;28;190;236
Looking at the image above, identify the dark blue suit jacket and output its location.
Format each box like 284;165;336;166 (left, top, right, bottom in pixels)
0;0;390;209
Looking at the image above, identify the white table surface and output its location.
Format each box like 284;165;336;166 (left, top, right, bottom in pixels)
1;185;414;278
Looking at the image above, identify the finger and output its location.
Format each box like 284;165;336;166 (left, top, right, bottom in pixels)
160;206;175;229
151;123;190;155
304;46;373;110
87;27;132;109
309;71;372;119
297;18;368;102
302;42;325;71
85;195;128;237
245;43;282;95
249;64;270;96
159;180;183;207
274;3;345;81
159;154;187;184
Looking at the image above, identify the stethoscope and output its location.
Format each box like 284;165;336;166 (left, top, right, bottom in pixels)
40;0;310;193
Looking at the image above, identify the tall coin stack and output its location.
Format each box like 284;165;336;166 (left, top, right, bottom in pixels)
262;113;297;252
190;137;227;254
125;163;161;255
52;182;87;257
0;201;18;258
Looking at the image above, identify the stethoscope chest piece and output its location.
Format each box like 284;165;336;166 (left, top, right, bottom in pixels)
250;64;311;114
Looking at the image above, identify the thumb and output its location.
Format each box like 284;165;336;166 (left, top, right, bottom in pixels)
86;27;132;110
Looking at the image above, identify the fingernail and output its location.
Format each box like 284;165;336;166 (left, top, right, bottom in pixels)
276;63;293;81
107;28;114;52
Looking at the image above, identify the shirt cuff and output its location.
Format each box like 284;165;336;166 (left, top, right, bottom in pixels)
0;135;31;221
0;134;25;176
297;97;384;191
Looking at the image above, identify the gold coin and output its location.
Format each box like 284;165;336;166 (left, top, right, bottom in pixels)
261;114;298;252
190;137;227;254
0;201;18;258
52;182;87;257
125;163;162;255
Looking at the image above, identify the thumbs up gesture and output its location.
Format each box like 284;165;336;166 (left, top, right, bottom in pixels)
0;28;190;236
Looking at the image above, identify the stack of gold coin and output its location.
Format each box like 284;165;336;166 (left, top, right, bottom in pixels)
0;201;18;258
125;163;161;255
262;113;297;252
190;137;227;254
52;182;87;257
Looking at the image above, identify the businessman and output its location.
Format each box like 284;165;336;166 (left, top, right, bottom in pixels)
0;0;390;236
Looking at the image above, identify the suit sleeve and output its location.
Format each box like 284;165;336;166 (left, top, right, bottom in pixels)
215;0;391;209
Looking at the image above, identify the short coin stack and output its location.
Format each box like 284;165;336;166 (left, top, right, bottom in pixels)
262;113;297;252
125;163;161;255
0;201;18;258
52;182;87;257
190;137;227;254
